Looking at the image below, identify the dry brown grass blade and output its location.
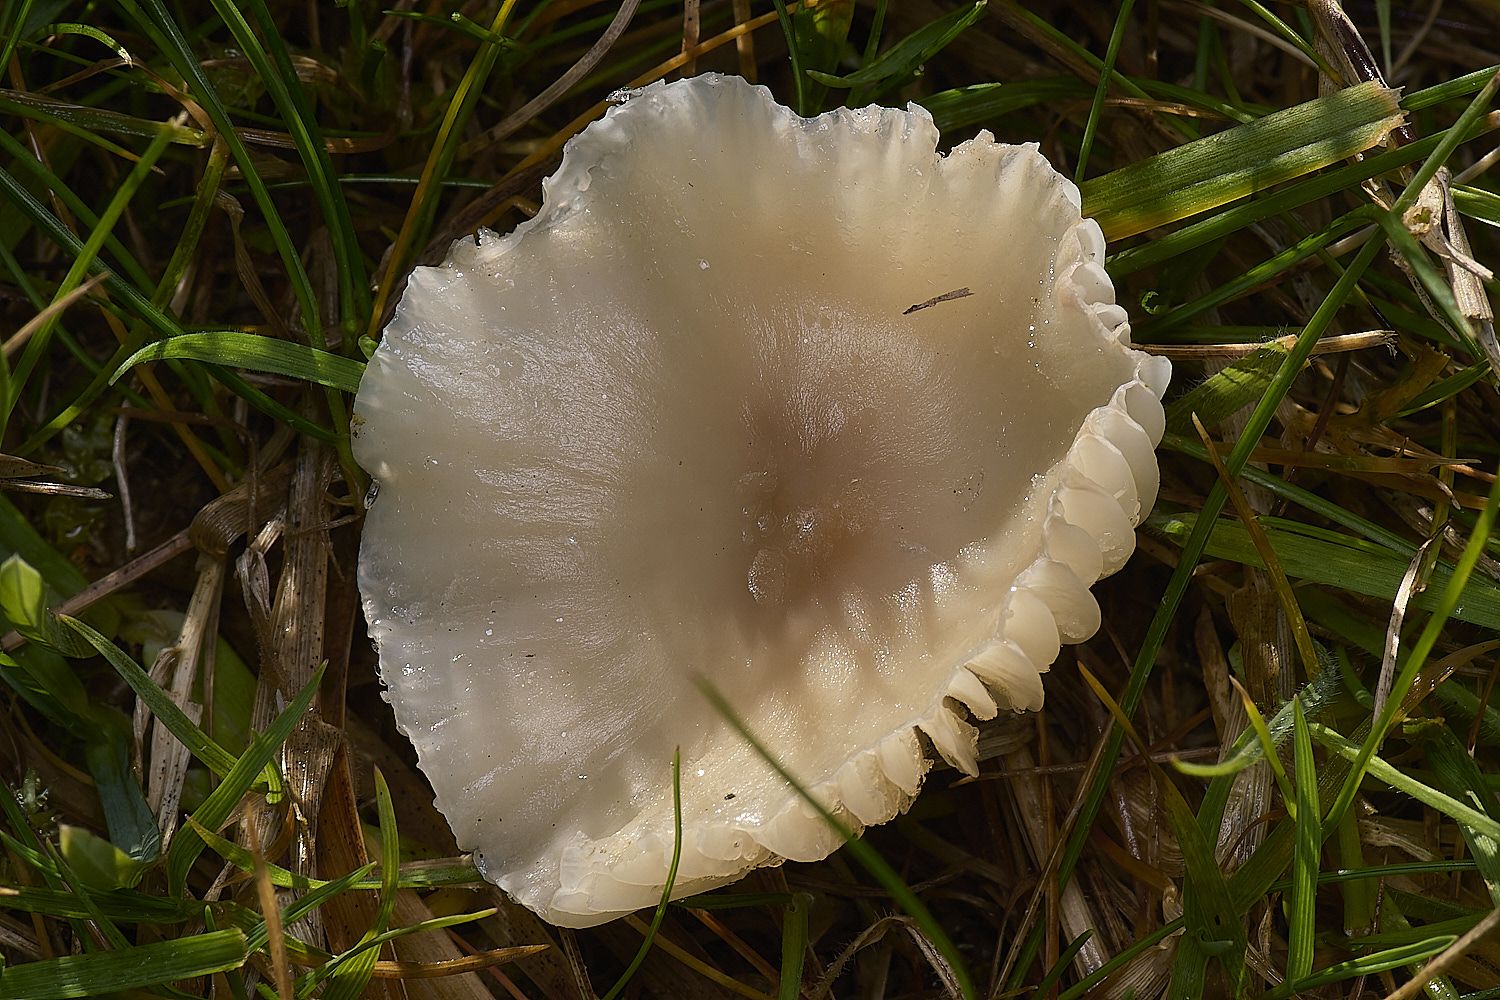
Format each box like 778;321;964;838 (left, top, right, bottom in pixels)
237;435;342;948
458;0;645;159
143;554;223;846
685;908;781;988
1375;535;1440;718
1142;330;1394;360
619;914;775;1000
365;944;551;980
1002;743;1109;979
247;813;294;1000
1194;414;1322;680
480;897;585;1000
315;746;404;1000
388;889;501;1000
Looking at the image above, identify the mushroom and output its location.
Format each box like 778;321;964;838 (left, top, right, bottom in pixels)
354;73;1170;927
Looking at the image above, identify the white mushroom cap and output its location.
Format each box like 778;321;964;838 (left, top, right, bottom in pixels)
354;74;1170;928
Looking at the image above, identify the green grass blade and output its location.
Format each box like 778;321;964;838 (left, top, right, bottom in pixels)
0;89;204;153
111;0;361;489
1057;234;1385;899
1080;80;1403;240
1234;0;1333;76
1140;211;1371;339
213;0;371;343
63;617;242;778
251;864;378;954
806;2;985;89
0;126;158;290
1312;725;1500;840
1413;721;1500;907
113;333;365;394
1165;344;1286;433
1335;805;1376;933
0;884;202;923
1321;460;1500;837
0;0;38;77
370;770;401;927
202;365;339;443
1286;698;1318;981
366;0;520;338
1078;667;1246;996
35;23;129;59
163;676;322;898
1161;432;1416;553
1147;511;1500;630
6;123;175;427
308;769;400;1000
111;0;325;353
1454;184;1500;228
918;77;1092;131
778;893;811;1000
1392;68;1500;219
1375;209;1477;344
1106;116;1495;277
67;611;319;894
1075;0;1136;184
602;749;684;1000
1261;937;1456;999
1057;921;1184;1000
185;816;391;898
0;928;246;999
1032;930;1093;999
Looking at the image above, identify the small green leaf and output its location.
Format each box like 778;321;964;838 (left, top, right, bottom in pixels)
112;333;365;394
58;825;151;891
791;0;855;111
83;729;161;865
0;555;93;658
0;649;90;728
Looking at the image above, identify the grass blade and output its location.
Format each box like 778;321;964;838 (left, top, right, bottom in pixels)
1081;80;1403;239
1286;698;1318;982
602;749;684;1000
0;928;247;999
698;679;975;1000
113;334;365;394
